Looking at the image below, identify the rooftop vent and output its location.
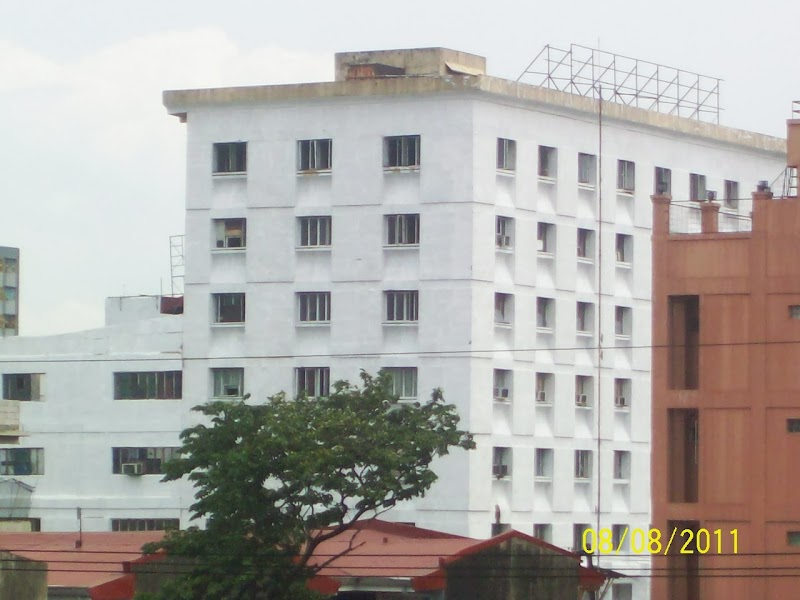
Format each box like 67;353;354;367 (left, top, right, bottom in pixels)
757;180;770;192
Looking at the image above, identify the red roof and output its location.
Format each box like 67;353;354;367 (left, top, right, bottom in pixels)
0;531;163;600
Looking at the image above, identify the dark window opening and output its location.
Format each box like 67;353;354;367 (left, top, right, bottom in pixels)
668;409;699;503
668;295;699;390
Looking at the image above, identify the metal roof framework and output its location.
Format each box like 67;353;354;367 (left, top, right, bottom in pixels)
518;44;722;124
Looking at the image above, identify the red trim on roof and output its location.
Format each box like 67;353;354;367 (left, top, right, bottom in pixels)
89;574;135;600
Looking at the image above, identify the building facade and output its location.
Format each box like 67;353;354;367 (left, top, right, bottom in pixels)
0;247;19;337
161;48;785;599
651;117;800;599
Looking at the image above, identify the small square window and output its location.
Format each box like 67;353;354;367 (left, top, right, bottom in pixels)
537;222;555;254
497;138;516;171
297;292;331;323
296;367;330;398
617;159;635;193
385;291;419;323
578;153;597;186
790;305;800;320
537;297;554;330
384;135;421;169
213;293;245;324
690;173;707;202
577;229;594;260
788;531;800;546
214;219;246;249
298;216;332;248
297;139;332;172
494;293;512;325
539;146;557;178
383;367;418;400
212;368;244;398
655;167;672;195
496;216;513;249
787;419;800;433
213;142;247;174
386;214;420;246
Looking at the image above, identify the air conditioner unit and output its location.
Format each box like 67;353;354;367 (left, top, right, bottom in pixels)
493;388;510;400
536;391;548;404
575;394;588;406
492;464;509;478
121;462;144;476
615;396;628;408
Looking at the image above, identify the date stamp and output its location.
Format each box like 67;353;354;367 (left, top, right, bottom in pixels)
582;528;739;555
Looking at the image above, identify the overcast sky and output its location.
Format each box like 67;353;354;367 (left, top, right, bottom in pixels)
1;0;797;336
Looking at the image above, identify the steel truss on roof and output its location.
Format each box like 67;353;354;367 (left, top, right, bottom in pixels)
517;44;722;124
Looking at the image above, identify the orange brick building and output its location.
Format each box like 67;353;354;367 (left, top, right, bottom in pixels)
651;114;800;599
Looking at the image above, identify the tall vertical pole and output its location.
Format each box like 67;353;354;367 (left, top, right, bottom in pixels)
595;85;604;576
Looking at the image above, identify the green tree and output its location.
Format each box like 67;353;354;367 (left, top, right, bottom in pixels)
140;371;474;600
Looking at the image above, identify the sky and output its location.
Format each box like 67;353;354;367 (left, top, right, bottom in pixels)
1;0;797;337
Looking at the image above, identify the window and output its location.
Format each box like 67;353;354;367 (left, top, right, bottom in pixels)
615;378;631;409
537;297;554;330
615;306;632;337
668;296;700;390
616;233;632;264
612;524;627;551
297;139;332;172
533;524;552;542
575;375;591;407
0;258;17;274
298;216;332;248
213;293;245;324
617;159;635;192
112;447;178;475
613;450;631;480
493;369;511;401
655;167;672;195
384;135;421;169
539;146;557;178
0;448;43;475
576;302;593;334
213;142;247;174
789;305;800;319
297;292;331;323
690;173;707;202
574;450;592;479
535;372;553;404
574;523;592;551
534;448;553;479
2;374;44;401
788;532;800;546
496;138;516;171
296;367;330;398
787;419;800;433
386;214;420;246
577;228;594;260
668;409;699;503
385;291;418;322
383;367;417;400
214;219;246;249
578;153;597;186
496;216;513;249
212;368;244;398
724;180;739;209
492;447;511;479
112;519;179;532
114;372;182;400
537;222;554;253
494;293;512;325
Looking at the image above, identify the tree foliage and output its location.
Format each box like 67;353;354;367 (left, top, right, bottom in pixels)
140;371;474;599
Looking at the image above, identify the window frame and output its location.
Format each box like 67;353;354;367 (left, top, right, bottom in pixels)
537;222;554;254
655;166;672;195
496;138;516;172
213;293;246;324
384;135;421;170
494;293;512;326
574;449;592;479
383;367;418;401
295;366;330;398
297;292;331;324
690;173;707;202
575;375;592;407
212;142;247;175
114;371;182;400
576;302;594;335
384;290;419;323
492;446;511;479
212;368;244;399
577;153;597;187
536;297;554;330
535;372;553;404
615;306;632;338
613;450;631;481
617;159;636;193
724;180;739;209
112;447;178;475
495;216;513;250
385;214;421;246
534;448;553;479
297;138;333;173
538;146;558;179
616;233;632;264
0;448;44;475
492;369;512;401
213;218;246;249
2;373;44;401
112;518;180;532
577;228;594;260
298;216;332;248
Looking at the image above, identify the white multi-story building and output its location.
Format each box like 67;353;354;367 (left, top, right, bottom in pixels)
0;47;786;599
